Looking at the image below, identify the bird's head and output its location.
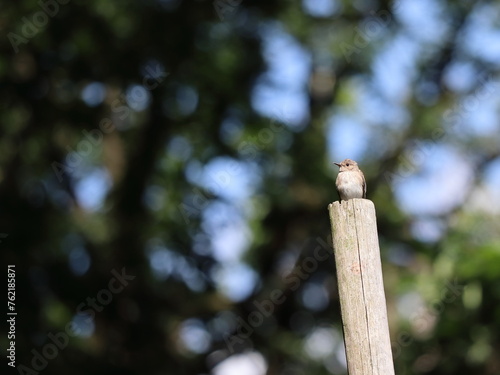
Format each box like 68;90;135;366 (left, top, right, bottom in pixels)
334;158;359;172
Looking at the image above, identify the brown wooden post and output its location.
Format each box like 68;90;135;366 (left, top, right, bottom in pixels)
328;199;394;375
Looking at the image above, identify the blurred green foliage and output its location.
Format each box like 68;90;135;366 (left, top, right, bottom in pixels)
1;0;500;375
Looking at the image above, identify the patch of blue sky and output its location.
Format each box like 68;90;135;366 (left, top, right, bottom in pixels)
326;76;410;164
484;159;500;187
394;0;450;45
126;84;151;112
199;156;261;204
467;159;500;214
372;34;420;103
74;167;112;211
81;82;106;107
442;61;479;93
350;76;410;130
444;79;500;138
179;319;212;354
393;145;474;215
461;3;500;64
213;352;267;375
148;245;175;280
252;22;312;128
195;158;258;299
201;201;251;263
302;0;342;18
326;113;369;163
70;313;95;338
198;201;258;298
301;281;329;311
252;84;310;130
410;217;447;243
212;261;259;302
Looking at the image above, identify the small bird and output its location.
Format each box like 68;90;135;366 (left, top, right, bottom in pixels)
334;159;366;201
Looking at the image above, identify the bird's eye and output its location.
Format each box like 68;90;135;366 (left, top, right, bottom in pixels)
346;163;350;166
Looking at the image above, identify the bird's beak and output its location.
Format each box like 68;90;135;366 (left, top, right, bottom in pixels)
333;162;341;167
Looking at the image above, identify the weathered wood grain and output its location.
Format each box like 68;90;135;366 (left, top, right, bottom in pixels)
328;199;394;375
